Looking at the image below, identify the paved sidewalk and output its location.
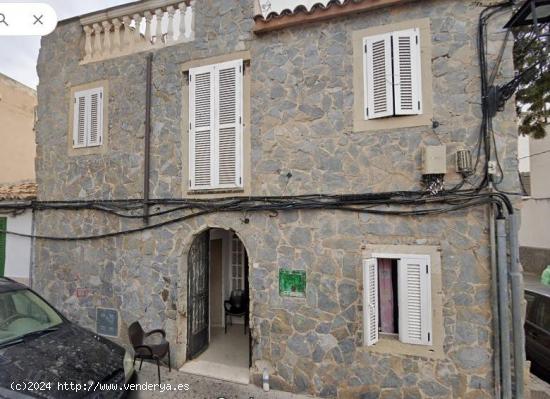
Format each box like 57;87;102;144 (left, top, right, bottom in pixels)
128;361;313;399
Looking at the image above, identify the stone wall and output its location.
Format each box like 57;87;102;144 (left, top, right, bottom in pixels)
34;0;520;397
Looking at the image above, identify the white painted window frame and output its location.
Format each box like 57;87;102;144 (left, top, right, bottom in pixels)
72;87;103;148
362;28;422;120
189;59;243;190
363;253;432;347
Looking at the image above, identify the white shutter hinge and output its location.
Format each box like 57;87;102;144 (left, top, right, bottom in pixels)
239;177;242;185
100;92;103;99
189;179;192;187
418;101;421;110
239;65;242;73
189;74;192;82
428;332;431;341
416;35;419;45
239;116;242;124
366;107;369;117
364;44;367;53
426;264;429;273
73;98;76;103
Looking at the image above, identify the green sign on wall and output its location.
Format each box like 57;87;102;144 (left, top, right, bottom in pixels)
279;269;306;298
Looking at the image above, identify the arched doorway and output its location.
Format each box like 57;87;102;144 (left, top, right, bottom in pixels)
182;228;250;384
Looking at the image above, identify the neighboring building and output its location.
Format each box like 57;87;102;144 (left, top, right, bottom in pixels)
33;0;520;397
0;73;37;285
519;132;550;275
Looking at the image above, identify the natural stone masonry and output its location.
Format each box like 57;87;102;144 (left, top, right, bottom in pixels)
34;0;519;398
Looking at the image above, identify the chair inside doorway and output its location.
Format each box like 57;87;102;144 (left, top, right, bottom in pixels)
181;228;250;385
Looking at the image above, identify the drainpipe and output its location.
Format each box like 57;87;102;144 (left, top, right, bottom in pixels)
489;201;502;398
143;53;153;224
497;216;512;399
509;212;525;398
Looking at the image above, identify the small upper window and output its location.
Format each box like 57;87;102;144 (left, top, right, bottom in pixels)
363;28;422;120
72;87;104;148
363;254;432;347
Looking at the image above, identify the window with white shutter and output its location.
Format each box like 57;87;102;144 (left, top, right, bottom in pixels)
398;256;432;345
363;28;422;120
72;87;104;148
363;254;432;347
364;33;393;120
393;28;422;115
189;59;243;190
363;258;379;346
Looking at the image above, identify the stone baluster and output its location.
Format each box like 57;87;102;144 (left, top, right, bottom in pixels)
189;0;196;41
112;18;122;52
83;25;93;61
144;11;153;44
101;20;112;55
166;6;175;43
122;15;132;48
133;13;142;46
178;2;187;41
154;8;164;45
92;23;103;56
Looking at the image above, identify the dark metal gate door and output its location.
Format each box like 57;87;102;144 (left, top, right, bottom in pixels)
187;231;209;359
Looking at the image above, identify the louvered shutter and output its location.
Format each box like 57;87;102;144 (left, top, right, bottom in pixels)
73;91;87;148
215;59;243;188
364;33;393;119
189;64;216;189
398;256;432;345
363;258;379;346
393;28;422;115
87;87;103;146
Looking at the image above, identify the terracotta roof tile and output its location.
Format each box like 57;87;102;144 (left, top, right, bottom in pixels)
253;0;414;33
0;182;37;201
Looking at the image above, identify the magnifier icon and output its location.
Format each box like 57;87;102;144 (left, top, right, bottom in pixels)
0;13;8;26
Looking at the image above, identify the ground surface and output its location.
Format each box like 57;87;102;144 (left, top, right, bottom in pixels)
128;361;550;398
128;361;312;399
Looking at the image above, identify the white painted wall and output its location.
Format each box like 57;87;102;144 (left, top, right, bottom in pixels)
3;210;32;283
519;131;550;250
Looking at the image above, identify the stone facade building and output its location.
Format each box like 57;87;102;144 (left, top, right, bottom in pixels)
34;0;521;397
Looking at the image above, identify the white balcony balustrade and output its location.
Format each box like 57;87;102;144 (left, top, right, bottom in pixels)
79;0;195;64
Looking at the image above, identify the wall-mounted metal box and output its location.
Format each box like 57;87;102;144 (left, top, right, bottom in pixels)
422;145;447;175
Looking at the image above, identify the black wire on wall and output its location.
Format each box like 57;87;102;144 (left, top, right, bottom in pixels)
0;2;518;241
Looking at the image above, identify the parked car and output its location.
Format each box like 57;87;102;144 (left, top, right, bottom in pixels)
525;277;550;383
0;277;135;398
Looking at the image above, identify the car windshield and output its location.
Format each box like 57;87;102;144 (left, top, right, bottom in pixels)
0;289;63;345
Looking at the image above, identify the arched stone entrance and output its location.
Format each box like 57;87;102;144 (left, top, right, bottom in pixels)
176;226;251;384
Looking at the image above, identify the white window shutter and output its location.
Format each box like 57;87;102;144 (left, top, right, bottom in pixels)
364;33;394;119
87;87;103;146
398;256;432;346
215;59;243;188
363;258;379;346
189;65;216;189
73;91;87;148
392;28;422;115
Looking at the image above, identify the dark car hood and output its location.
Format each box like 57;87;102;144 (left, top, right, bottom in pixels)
0;323;125;398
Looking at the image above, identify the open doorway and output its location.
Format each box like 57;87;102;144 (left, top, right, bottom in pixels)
181;228;250;384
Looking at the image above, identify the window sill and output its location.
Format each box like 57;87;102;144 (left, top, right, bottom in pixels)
67;145;106;157
365;336;442;359
187;187;245;196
